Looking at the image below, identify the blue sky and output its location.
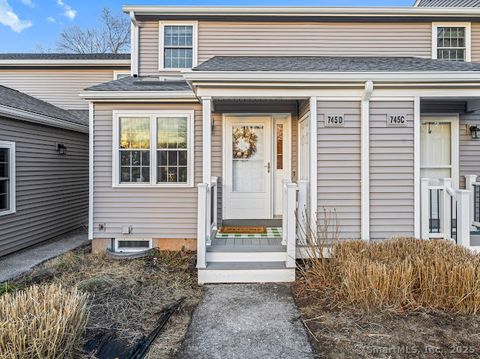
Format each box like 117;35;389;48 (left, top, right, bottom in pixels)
0;0;413;52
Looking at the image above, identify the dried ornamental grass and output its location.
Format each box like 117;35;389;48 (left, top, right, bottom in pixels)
0;283;88;359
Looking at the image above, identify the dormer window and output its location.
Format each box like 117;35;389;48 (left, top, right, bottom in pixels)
160;22;198;70
432;23;471;62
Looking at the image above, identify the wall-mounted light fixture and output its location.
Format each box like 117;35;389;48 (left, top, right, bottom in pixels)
470;125;480;140
56;143;67;155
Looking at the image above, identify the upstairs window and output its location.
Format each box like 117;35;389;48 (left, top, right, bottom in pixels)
0;141;15;216
160;22;197;70
433;23;471;62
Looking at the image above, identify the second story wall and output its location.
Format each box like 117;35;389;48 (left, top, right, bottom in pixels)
138;20;480;76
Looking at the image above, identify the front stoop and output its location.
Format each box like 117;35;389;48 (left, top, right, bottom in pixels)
198;262;295;284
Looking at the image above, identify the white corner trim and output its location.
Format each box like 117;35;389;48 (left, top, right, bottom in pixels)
414;96;421;238
360;99;370;241
432;22;471;62
112;109;195;188
309;97;318;223
0;141;16;217
0;105;88;133
88;102;94;240
130;11;139;76
159;20;198;72
201;97;212;183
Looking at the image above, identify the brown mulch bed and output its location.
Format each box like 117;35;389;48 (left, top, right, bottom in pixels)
9;246;203;359
293;284;480;359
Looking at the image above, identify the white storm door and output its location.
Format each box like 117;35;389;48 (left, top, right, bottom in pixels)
273;116;291;216
224;116;272;219
420;116;459;188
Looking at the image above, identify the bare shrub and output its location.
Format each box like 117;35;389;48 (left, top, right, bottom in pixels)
298;212;480;314
0;283;88;358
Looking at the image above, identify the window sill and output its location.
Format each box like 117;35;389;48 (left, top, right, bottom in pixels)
113;183;194;189
0;209;15;217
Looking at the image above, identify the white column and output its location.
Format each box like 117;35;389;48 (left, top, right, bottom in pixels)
197;183;207;269
414;96;421;238
421;178;430;239
456;189;471;249
465;175;477;226
309;97;318;225
440;177;452;240
360;99;370;241
88;102;94;240
202;97;212;184
297;180;309;246
286;183;298;268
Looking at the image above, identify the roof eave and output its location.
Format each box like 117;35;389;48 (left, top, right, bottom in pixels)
0;59;131;67
79;90;198;102
0;105;88;133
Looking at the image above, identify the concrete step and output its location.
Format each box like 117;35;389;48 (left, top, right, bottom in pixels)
198;261;295;284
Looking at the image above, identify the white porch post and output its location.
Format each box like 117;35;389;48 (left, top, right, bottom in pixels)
361;82;372;241
456;189;471;248
414;96;421;238
440;177;452;240
197;183;208;269
465;175;477;226
421;178;430;240
286;182;298;268
202;97;212;184
309;97;318;225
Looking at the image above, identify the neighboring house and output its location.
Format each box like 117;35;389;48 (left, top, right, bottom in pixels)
0;85;88;257
0;54;130;257
80;3;480;283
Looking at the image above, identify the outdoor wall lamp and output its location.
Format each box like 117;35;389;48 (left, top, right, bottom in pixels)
470;125;480;140
56;143;67;155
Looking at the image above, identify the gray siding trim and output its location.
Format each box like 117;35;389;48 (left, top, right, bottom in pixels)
369;101;415;240
0;117;88;257
317;101;361;240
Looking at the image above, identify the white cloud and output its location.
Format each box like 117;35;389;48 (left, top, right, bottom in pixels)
20;0;34;8
46;16;55;23
0;0;32;32
57;0;76;20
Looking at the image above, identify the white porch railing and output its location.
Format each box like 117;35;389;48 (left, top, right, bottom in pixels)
421;177;470;248
465;175;480;228
196;176;218;269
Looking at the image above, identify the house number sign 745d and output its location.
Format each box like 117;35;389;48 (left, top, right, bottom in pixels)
325;113;345;127
386;113;408;127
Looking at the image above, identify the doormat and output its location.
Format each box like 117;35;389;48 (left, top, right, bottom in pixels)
218;226;267;234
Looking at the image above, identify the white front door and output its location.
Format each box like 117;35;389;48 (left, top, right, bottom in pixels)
420;116;459;188
224;116;272;219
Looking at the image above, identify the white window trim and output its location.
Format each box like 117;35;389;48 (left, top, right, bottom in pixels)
0;141;15;216
113;70;131;80
112;110;195;188
159;21;198;71
432;22;471;62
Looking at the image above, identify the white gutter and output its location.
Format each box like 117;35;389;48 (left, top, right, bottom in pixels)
0;105;88;133
183;71;480;84
0;59;130;67
123;5;480;17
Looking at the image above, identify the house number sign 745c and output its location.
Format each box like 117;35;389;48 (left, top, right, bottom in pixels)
387;113;408;127
325;114;345;127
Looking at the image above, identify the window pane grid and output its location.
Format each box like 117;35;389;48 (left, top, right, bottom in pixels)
119;117;150;183
163;25;193;68
437;27;466;61
157;117;188;184
0;148;9;211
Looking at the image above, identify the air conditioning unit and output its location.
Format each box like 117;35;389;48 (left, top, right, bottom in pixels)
114;238;152;253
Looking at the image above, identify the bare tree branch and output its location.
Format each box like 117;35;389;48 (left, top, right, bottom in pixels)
56;7;130;54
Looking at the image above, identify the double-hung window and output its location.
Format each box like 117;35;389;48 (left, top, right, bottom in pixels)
160;22;197;70
433;23;471;62
0;141;15;216
114;111;194;187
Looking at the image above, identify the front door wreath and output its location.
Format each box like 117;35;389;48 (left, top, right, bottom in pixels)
232;126;258;159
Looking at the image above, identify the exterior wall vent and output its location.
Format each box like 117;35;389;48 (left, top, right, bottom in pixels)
114;238;152;253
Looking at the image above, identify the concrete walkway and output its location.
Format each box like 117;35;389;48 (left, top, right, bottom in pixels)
0;229;89;283
177;284;315;359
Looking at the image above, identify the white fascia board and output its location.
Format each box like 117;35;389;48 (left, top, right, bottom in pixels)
183;71;480;83
123;6;480;17
0;105;88;133
79;90;198;101
0;59;131;67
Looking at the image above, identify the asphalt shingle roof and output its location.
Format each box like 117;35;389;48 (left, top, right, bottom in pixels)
85;76;191;91
193;56;480;72
0;85;87;126
0;53;130;60
415;0;480;6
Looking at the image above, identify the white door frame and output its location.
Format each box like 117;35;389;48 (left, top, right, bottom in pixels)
420;114;460;189
222;113;291;219
297;112;310;182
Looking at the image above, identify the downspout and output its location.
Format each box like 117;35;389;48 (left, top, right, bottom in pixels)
361;81;373;241
130;11;139;76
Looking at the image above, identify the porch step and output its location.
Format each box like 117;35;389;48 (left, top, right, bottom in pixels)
206;250;287;262
198;261;295;284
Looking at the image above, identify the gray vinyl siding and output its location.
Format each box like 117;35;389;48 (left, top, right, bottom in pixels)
0;117;88;257
138;21;160;76
0;69;122;110
369;101;415;240
93;102;202;239
473;23;480;63
317;101;361;240
460;110;480;184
